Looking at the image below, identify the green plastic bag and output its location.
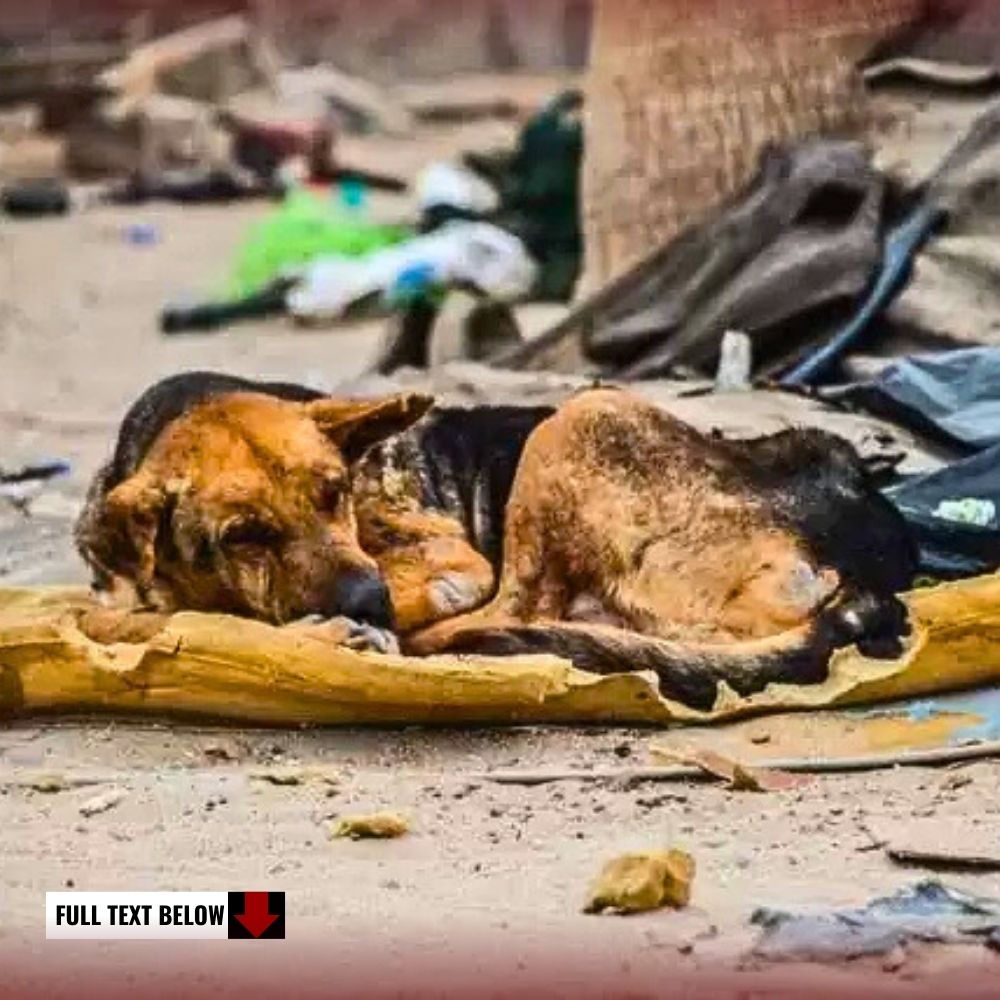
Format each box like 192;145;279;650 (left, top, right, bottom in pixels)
230;187;410;298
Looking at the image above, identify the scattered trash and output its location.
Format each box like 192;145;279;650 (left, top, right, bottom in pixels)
750;881;1000;963
888;445;1000;578
473;88;583;303
652;748;813;792
287;221;537;322
714;330;753;392
1;178;70;218
332;813;409;840
104;166;268;207
159;278;294;335
79;788;127;817
0;460;71;487
123;223;160;247
779;202;945;387
511;99;1000;381
506;138;885;378
0;459;72;512
584;849;694;915
416;161;499;217
230;187;409;299
932;497;996;527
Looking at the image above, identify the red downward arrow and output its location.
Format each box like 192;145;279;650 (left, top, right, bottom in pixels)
235;892;278;938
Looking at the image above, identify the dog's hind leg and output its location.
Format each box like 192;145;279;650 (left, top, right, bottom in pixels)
355;500;498;633
377;536;497;633
404;503;572;654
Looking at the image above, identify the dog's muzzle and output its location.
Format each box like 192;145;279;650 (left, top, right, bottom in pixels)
324;570;395;630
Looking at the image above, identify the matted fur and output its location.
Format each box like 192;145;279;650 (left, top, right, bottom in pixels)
77;375;916;708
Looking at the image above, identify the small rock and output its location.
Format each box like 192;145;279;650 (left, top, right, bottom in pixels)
941;774;973;792
203;743;239;763
26;775;69;794
332;812;409;840
79;788;126;817
250;767;339;788
882;945;907;972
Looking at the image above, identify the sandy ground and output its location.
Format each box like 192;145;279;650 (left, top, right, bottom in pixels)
1;197;1000;997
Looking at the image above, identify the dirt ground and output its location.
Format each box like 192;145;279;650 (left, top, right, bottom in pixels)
1;195;999;997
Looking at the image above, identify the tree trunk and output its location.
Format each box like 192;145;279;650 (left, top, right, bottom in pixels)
581;0;922;291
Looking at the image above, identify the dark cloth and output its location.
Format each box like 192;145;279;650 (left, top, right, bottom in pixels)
838;347;1000;578
459;89;584;303
505;138;890;377
837;348;1000;452
888;445;1000;578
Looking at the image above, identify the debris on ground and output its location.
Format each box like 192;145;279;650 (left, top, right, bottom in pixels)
1;178;71;218
332;813;410;840
507;97;1000;384
78;787;127;817
249;767;340;788
651;748;813;792
886;844;1000;873
200;741;243;763
583;849;695;915
750;880;1000;963
23;775;70;794
0;460;72;514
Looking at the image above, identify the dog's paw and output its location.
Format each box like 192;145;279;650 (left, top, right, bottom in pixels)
341;618;400;655
290;615;399;655
429;572;487;617
830;592;910;660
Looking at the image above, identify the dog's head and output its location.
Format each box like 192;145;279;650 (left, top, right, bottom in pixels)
87;390;433;626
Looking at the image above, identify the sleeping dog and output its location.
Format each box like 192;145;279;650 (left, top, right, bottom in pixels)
76;372;916;707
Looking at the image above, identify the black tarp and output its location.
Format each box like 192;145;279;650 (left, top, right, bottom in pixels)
838;348;1000;452
841;347;1000;578
502;138;890;378
889;445;1000;578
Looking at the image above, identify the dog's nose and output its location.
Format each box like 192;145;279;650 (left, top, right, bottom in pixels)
327;571;395;630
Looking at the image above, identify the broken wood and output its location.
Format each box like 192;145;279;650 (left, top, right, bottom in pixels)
98;16;271;116
479;741;1000;786
887;846;1000;873
653;747;812;791
0;43;123;105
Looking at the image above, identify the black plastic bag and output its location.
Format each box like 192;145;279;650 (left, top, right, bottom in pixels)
888;443;1000;578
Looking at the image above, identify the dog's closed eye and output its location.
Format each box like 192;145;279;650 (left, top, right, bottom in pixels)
317;479;347;515
220;518;284;548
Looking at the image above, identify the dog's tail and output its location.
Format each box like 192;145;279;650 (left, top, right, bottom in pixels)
417;602;904;710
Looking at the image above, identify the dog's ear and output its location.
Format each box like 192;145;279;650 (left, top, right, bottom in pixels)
99;475;174;600
305;393;434;463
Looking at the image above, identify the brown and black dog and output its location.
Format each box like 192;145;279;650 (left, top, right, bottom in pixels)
76;372;916;707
